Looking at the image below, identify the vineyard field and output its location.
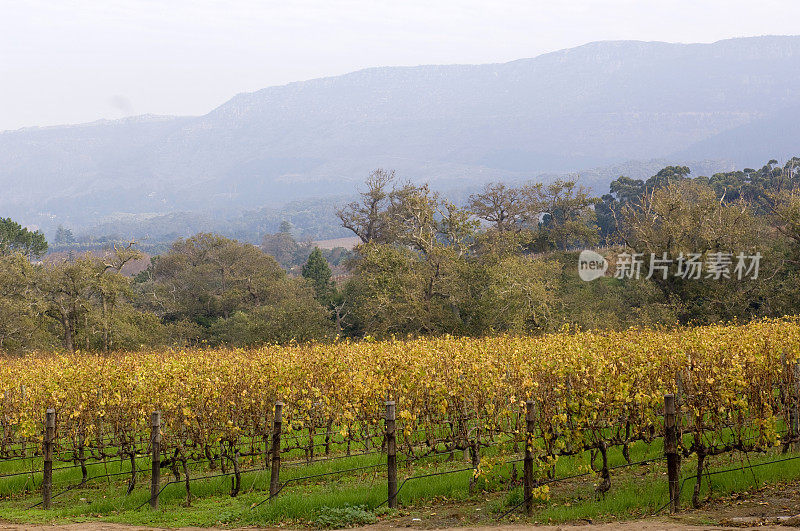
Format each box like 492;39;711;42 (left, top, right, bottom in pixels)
2;318;800;525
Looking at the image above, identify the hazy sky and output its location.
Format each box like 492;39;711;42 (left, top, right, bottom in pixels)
2;0;799;131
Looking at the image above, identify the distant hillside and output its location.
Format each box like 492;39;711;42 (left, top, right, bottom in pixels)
672;105;800;166
2;35;799;236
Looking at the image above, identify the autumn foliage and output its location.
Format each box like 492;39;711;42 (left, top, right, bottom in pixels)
1;319;799;487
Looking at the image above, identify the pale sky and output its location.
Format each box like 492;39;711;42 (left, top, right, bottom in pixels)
2;0;799;131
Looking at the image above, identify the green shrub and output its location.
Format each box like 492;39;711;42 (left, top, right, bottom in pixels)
311;505;377;528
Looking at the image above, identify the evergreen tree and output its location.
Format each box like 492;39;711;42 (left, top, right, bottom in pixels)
54;225;76;245
302;247;334;303
0;217;48;258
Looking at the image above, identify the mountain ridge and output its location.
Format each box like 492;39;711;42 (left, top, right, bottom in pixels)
2;35;798;236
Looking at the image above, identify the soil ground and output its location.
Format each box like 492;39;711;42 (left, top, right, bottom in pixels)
0;521;783;531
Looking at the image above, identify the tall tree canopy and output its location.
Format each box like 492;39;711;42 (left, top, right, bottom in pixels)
0;218;47;258
138;233;333;344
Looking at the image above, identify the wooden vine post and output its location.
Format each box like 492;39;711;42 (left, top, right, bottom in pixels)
42;408;55;509
386;400;397;508
523;400;535;516
150;411;161;509
20;385;26;455
793;363;800;452
664;394;681;513
269;401;283;498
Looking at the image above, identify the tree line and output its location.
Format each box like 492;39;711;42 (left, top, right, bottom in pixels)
1;157;799;352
